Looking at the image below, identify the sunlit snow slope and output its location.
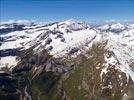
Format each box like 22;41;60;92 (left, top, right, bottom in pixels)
0;19;134;81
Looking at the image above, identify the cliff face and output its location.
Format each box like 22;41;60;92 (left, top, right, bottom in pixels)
0;19;134;100
0;41;134;100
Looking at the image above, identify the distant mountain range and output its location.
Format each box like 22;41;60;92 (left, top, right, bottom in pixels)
0;19;134;100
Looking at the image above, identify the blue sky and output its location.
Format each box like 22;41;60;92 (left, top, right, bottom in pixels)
0;0;134;22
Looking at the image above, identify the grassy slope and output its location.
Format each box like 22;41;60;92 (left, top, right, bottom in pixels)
63;43;105;100
30;72;61;100
5;42;134;100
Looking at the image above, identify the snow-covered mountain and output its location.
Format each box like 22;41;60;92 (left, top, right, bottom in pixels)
0;19;97;68
0;19;134;99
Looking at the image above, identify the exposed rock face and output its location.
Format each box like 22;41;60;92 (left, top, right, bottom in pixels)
0;48;21;57
0;23;25;34
69;47;79;54
0;41;133;100
0;19;134;100
0;71;20;100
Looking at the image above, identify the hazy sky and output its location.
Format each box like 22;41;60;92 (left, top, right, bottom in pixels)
1;0;134;22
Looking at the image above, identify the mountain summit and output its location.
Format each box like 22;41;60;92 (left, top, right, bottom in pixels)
0;19;134;100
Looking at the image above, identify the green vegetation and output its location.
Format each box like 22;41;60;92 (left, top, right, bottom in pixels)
63;42;105;100
31;71;61;100
2;42;134;100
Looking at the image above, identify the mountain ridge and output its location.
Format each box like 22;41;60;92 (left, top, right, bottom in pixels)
0;19;134;100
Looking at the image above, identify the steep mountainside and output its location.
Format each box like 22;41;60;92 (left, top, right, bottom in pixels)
0;19;134;100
